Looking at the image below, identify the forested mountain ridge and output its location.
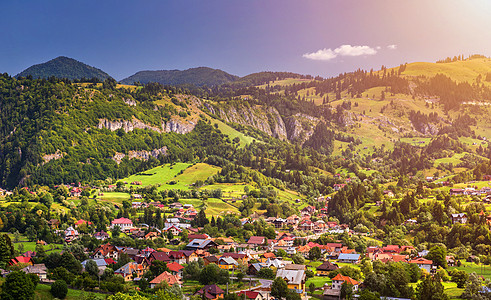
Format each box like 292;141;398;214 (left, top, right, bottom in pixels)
120;67;239;86
2;55;491;195
16;56;111;81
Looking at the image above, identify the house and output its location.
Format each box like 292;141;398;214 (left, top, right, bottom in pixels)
149;271;182;289
285;264;306;271
71;187;82;197
189;234;210;241
141;247;156;258
409;258;433;273
276;269;306;296
384;190;395;198
261;252;276;262
145;231;160;240
74;219;92;228
237;291;264;300
93;244;119;260
221;253;249;264
333;184;347;191
247;263;265;275
111;217;133;230
149;252;171;264
114;262;145;281
9;256;33;266
64;226;79;242
204;256;219;266
451;213;468;224
22;251;37;258
273;218;287;229
167;262;185;277
163;225;182;236
48;219;60;228
299;220;314;232
81;258;115;273
450;188;464;196
179;250;199;263
186;239;217;251
218;256;238;270
247;236;267;247
301;206;316;215
168;251;187;264
331;274;359;291
316;261;339;275
195;285;225;300
337;253;360;264
94;231;109;241
22;264;47;280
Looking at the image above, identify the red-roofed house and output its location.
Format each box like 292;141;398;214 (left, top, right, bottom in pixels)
167;262;185;277
111;218;133;230
247;236;266;247
9;256;33;266
75;219;93;227
237;291;264;300
331;274;359;291
409;258;433;273
149;271;182;288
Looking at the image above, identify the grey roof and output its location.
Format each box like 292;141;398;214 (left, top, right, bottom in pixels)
219;256;238;265
82;259;108;267
337;253;360;261
186;239;215;249
276;269;306;285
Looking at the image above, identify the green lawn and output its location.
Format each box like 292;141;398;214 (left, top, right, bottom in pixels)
449;262;491;280
306;275;332;288
119;163;192;187
178;198;240;217
35;283;106;299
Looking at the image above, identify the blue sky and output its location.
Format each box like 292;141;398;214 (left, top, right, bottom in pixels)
1;0;491;80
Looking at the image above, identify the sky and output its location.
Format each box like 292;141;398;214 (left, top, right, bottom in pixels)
1;0;491;80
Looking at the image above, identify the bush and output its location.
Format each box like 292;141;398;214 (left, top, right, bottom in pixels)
51;280;68;299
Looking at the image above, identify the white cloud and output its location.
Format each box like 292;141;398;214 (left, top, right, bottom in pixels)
387;44;397;50
302;48;337;61
334;44;377;56
303;44;377;61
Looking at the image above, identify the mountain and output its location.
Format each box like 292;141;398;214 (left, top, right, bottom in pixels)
1;55;491;190
16;56;111;80
120;67;239;86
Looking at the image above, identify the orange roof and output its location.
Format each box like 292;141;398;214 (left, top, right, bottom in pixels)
150;271;182;285
332;274;359;285
263;252;276;258
167;262;184;272
409;258;433;265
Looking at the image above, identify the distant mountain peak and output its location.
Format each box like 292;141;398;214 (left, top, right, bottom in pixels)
16;56;111;80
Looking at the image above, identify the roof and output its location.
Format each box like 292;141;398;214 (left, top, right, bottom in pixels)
337;253;360;261
196;285;225;298
150;271;181;285
186;239;215;249
112;217;133;224
221;253;247;259
285;264;306;270
276;269;306;285
317;261;339;271
262;252;276;258
409;258;433;265
248;236;266;245
219;256;238;265
204;256;219;263
332;274;359;285
150;252;171;262
237;291;260;300
167;262;184;272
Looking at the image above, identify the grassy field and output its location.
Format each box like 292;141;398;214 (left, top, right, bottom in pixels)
120;163;192;187
210;118;255;148
179;198;240;216
449;262;491;280
35;283;106;299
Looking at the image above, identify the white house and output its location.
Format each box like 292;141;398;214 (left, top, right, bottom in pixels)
111;217;133;230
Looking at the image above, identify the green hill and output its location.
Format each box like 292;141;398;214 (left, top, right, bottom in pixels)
120;67;239;86
16;56;111;80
